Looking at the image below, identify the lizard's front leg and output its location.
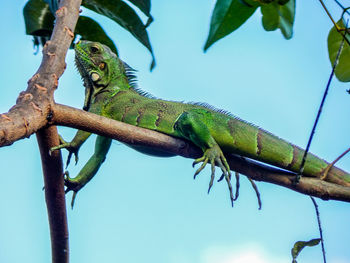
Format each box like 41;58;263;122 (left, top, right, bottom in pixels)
174;109;234;206
51;130;91;167
65;135;112;208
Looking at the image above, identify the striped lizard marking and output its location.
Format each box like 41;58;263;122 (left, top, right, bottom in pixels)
121;106;133;123
256;128;294;167
227;118;259;157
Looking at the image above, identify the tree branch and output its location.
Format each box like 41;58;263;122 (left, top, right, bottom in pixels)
52;103;350;203
0;0;82;262
0;0;81;147
34;1;82;262
36;126;68;262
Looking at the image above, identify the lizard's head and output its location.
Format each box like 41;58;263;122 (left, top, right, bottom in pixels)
74;40;127;110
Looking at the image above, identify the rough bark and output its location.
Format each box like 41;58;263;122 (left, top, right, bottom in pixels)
37;126;68;262
34;1;82;262
0;1;80;147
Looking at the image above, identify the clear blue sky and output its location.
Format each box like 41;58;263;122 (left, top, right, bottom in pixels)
0;1;350;263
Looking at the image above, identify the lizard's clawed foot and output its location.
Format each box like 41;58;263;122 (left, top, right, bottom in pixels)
64;171;82;209
50;135;79;168
192;145;234;206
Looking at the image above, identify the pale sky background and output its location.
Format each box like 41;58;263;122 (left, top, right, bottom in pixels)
0;1;350;263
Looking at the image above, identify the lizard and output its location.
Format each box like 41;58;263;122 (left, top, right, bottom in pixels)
52;40;350;207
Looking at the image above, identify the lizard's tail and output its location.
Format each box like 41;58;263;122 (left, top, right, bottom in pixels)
224;117;350;187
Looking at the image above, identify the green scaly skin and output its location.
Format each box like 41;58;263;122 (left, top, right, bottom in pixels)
52;41;350;207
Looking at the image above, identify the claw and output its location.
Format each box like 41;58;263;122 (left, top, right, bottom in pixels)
216;157;226;172
64;171;80;209
64;174;71;194
75;154;79;165
193;158;209;179
50;138;79;168
192;156;205;167
215;157;227;181
225;173;234;207
58;135;67;145
66;152;73;168
65;147;79;168
217;174;224;182
217;152;234;206
233;172;240;201
208;159;215;193
70;192;77;209
192;145;235;207
220;152;231;180
248;177;262;210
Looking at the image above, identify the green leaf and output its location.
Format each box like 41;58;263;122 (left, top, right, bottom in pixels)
327;19;350;82
204;0;258;51
82;0;155;70
254;0;290;3
43;0;59;14
260;0;295;39
128;0;150;15
75;16;118;55
128;0;153;27
23;0;54;36
291;238;321;262
23;0;118;55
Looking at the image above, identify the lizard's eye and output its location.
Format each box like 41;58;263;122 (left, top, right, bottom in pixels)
90;46;99;53
99;62;106;70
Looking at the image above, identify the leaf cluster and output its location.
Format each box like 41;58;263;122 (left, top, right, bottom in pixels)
23;0;155;69
204;0;295;51
204;0;350;82
23;0;350;81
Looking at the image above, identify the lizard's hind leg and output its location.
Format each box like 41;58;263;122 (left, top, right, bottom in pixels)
175;109;234;206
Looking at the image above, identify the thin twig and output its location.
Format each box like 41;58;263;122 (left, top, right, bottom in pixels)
319;0;339;29
319;0;350;46
333;0;350;16
296;25;346;182
322;147;350;180
301;19;347;263
310;197;326;263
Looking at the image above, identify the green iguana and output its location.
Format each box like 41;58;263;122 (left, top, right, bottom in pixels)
52;40;350;207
